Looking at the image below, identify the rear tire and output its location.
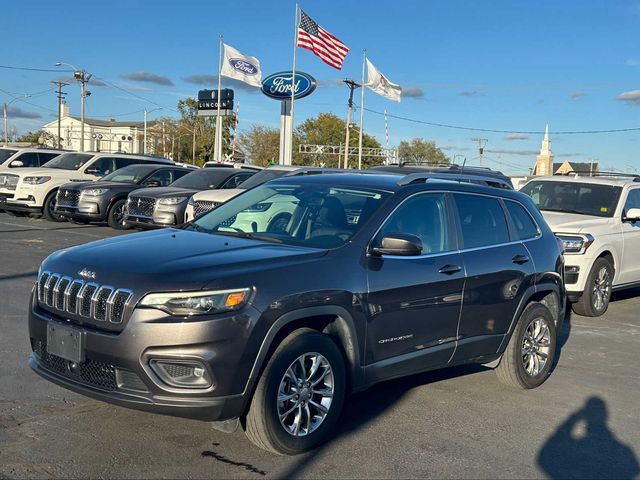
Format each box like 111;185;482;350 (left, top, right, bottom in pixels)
244;329;346;455
43;192;66;222
267;213;291;234
571;257;613;317
107;199;129;230
496;302;556;389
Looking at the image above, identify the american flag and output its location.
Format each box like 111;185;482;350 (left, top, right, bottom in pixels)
297;10;349;70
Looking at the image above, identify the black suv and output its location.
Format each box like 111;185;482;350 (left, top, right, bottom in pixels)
55;164;193;229
29;172;564;454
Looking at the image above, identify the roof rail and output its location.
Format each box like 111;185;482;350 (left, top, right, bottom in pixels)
397;172;513;189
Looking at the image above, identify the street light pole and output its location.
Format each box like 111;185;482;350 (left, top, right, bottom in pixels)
3;95;31;146
55;63;91;152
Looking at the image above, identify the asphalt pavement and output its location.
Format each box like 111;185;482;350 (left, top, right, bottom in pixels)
1;213;638;479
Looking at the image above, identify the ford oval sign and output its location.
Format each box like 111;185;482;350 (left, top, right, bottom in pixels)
261;71;317;100
230;58;258;76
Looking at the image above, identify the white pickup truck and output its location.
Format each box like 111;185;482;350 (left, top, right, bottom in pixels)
520;174;640;316
1;152;172;221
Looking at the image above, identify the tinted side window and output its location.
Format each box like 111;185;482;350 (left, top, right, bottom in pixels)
144;170;173;187
171;169;190;181
454;194;510;248
378;193;451;254
505;200;539;240
623;189;640;214
88;158;116;176
114;158;139;170
16;152;39;167
38;152;60;165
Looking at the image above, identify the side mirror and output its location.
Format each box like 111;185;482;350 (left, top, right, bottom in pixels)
371;233;422;256
144;180;161;188
624;208;640;222
85;166;100;175
9;160;23;167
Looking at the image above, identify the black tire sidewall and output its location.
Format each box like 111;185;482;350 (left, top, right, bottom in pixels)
510;304;557;389
108;199;127;230
44;192;65;222
267;213;291;233
258;332;346;454
585;258;614;316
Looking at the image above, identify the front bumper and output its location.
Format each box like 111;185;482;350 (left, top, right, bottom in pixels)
124;208;184;229
28;296;259;421
3;201;42;214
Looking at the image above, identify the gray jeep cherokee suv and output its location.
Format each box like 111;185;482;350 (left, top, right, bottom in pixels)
28;172;564;454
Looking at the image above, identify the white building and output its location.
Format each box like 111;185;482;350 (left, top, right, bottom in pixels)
42;103;154;154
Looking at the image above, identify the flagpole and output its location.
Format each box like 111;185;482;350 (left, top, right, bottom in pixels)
288;1;299;166
215;34;223;162
357;49;366;170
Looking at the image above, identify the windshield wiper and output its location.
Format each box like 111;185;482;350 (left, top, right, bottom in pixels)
541;208;589;215
215;230;284;244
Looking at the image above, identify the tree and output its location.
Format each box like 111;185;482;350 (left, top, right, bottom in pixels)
296;113;381;168
15;130;59;147
397;138;449;166
239;126;281;166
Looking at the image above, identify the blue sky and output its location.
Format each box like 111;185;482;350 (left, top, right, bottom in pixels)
2;0;639;173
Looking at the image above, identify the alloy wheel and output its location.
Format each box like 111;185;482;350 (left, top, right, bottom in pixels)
592;266;611;312
277;352;334;437
521;317;551;376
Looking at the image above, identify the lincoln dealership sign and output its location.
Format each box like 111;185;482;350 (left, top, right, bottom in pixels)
261;71;316;100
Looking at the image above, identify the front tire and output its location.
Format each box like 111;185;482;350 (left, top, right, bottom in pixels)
244;329;346;455
496;302;557;389
43;192;66;222
107;199;129;230
571;257;613;317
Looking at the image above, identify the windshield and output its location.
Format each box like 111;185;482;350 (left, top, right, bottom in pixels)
100;165;156;184
170;169;236;190
42;152;93;170
521;180;622;218
237;169;289;190
190;182;390;248
0;148;18;164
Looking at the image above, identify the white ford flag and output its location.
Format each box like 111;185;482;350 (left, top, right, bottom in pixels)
220;44;262;88
366;58;402;102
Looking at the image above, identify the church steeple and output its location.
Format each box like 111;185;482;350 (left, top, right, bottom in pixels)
533;124;554;175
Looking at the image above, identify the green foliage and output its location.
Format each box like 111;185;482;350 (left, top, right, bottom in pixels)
238;126;281;167
397;138;449;166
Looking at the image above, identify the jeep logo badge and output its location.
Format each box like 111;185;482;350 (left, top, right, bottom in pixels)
78;268;96;280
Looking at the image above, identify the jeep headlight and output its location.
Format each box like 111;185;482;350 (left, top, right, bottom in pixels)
138;288;251;316
23;176;51;185
158;196;188;205
81;188;109;196
557;234;594;254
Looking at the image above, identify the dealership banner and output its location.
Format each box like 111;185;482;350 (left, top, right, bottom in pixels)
221;43;262;88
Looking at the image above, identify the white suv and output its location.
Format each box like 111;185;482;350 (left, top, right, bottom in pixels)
520;175;640;316
0;147;65;205
2;152;172;221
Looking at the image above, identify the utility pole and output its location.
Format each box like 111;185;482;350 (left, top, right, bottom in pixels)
472;138;488;167
54;63;91;151
342;79;360;169
51;81;68;149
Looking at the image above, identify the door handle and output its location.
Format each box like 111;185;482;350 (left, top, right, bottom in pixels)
438;264;462;275
512;255;530;265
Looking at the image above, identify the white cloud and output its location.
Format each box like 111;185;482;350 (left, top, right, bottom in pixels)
616;89;640;106
504;133;529;141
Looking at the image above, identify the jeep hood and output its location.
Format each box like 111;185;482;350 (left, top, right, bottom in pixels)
540;210;615;234
42;228;326;292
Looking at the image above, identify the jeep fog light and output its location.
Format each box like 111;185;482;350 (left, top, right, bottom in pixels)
149;359;213;388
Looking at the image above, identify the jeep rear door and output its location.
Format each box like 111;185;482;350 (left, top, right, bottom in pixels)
450;193;535;362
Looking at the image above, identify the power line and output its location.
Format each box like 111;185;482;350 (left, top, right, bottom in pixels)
360;106;640;135
95;77;179;114
0;64;73;73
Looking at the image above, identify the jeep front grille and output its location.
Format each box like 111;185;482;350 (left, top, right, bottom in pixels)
193;200;219;217
56;188;81;208
127;196;156;217
37;271;132;324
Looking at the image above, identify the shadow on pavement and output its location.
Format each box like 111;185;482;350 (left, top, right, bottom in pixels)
537;397;639;479
279;363;488;479
0;271;38;282
611;286;640;303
